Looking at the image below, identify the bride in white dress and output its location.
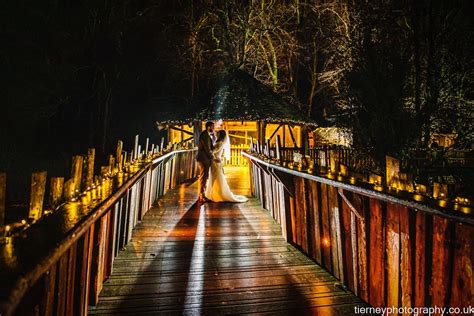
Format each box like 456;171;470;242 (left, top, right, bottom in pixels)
205;130;248;203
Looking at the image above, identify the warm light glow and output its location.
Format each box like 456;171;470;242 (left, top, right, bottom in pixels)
459;206;471;214
413;194;424;202
322;237;330;247
5;225;11;232
183;204;206;313
374;184;384;192
21;219;27;225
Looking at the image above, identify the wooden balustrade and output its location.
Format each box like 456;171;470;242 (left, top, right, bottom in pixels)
244;151;473;312
277;146;377;173
223;145;249;166
0;149;197;316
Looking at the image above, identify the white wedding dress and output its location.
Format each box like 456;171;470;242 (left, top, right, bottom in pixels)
205;137;248;203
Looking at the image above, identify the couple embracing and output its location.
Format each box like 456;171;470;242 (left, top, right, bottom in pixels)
196;121;248;204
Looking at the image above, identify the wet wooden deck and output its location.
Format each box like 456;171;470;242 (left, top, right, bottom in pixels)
90;167;365;315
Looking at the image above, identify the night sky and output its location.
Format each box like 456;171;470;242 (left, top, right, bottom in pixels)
1;0;473;202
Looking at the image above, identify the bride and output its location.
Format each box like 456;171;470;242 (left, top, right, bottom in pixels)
205;130;248;203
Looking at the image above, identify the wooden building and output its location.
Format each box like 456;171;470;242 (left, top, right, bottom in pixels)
156;70;316;165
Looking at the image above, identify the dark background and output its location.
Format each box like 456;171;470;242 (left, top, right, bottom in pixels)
1;0;473;204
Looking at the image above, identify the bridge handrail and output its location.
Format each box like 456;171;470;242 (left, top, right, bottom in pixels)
0;148;197;316
244;150;473;311
242;152;473;224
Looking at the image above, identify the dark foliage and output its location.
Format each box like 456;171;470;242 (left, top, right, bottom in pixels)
1;0;472;200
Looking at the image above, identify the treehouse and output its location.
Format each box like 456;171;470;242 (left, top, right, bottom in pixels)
156;70;317;165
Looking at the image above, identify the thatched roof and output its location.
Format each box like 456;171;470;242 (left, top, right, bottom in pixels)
198;70;315;125
156;70;316;126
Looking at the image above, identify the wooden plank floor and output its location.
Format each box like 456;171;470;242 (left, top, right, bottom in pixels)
90;167;366;315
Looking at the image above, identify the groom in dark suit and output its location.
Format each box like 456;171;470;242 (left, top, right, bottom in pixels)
196;121;216;203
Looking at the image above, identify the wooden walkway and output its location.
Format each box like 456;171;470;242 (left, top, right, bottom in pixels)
90;167;365;315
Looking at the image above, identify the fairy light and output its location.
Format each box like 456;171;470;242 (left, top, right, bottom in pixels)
374;183;384;192
413;194;424;202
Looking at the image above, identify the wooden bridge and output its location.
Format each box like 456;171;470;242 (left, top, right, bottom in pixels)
0;141;473;315
89;167;364;315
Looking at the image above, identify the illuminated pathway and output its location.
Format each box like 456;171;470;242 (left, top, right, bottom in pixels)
90;167;366;315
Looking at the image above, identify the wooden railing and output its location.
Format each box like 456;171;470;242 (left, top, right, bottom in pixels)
0;148;197;316
259;145;378;174
223;145;249;166
244;151;473;312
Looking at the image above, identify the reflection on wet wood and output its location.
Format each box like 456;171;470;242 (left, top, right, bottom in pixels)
91;167;365;315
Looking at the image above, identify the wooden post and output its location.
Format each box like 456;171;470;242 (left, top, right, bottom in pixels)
85;149;95;189
71;156;84;194
0;173;5;226
101;166;109;176
300;125;308;155
63;179;74;200
29;171;47;220
276;135;282;162
50;177;64;209
134;135;139;160
386;156;400;188
257;121;266;145
116;141;123;172
193;121;201;147
287;125;297;148
108;155;115;173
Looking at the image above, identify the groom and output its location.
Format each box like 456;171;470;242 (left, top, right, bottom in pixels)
196;121;216;203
